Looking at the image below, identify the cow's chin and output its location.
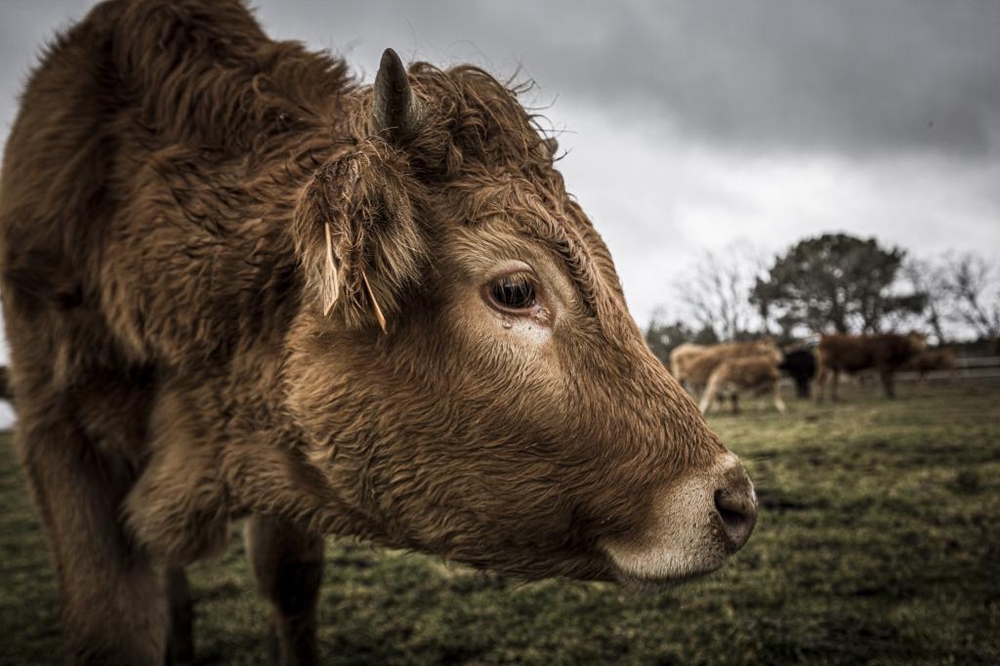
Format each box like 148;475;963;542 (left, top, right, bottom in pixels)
598;474;746;590
607;555;729;593
603;544;731;592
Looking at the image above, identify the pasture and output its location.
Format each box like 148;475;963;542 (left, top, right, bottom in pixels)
2;379;998;665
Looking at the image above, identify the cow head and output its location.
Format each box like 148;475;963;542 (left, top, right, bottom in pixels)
285;49;756;585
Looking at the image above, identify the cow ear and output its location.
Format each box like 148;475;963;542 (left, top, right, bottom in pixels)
292;147;426;332
372;48;422;144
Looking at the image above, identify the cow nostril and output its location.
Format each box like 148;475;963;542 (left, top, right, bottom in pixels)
713;486;758;551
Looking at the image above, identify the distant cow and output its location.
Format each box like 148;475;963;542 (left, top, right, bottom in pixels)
0;1;756;663
699;353;787;415
902;347;958;382
815;332;926;400
668;342;706;388
674;340;782;395
779;348;817;399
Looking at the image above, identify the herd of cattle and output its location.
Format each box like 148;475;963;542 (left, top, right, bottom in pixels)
669;331;954;413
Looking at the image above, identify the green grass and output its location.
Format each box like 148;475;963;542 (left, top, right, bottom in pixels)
2;379;999;664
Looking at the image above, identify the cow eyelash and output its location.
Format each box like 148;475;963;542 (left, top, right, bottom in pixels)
484;272;538;312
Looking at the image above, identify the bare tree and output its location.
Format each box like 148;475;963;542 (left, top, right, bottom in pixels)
943;252;1000;340
674;243;766;341
902;257;950;344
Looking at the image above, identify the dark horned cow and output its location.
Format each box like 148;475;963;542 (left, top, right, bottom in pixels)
0;1;757;663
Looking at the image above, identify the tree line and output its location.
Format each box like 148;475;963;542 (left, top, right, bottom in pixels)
646;232;1000;362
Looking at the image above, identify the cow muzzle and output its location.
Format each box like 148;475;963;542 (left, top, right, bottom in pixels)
600;452;758;585
712;459;758;551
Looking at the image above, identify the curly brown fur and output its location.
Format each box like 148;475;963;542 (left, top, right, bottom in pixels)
0;1;755;663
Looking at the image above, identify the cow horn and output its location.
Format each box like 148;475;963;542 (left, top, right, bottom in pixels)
372;48;421;143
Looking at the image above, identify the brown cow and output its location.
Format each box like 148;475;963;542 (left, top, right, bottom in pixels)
699;353;787;415
668;342;706;388
673;339;781;395
814;332;926;401
0;1;756;664
902;347;958;382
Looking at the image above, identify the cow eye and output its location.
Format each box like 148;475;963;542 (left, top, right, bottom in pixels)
486;273;537;311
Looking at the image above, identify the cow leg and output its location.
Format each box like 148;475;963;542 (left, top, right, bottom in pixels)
165;566;194;665
698;378;718;414
881;370;896;398
18;417;167;664
245;514;324;666
698;387;715;414
814;366;826;402
730;393;740;414
772;384;787;413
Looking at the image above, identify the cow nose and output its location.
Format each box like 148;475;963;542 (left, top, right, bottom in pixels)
712;461;758;551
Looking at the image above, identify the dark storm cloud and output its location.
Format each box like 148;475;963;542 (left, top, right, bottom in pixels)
522;1;1000;159
2;1;997;160
253;0;1000;160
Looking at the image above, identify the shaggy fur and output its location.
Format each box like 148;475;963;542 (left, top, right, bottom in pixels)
0;1;755;663
814;332;926;400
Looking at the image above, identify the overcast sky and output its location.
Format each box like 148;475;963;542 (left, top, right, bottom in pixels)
1;0;998;350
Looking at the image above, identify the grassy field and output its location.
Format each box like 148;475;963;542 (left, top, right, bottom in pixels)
2;379;999;665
